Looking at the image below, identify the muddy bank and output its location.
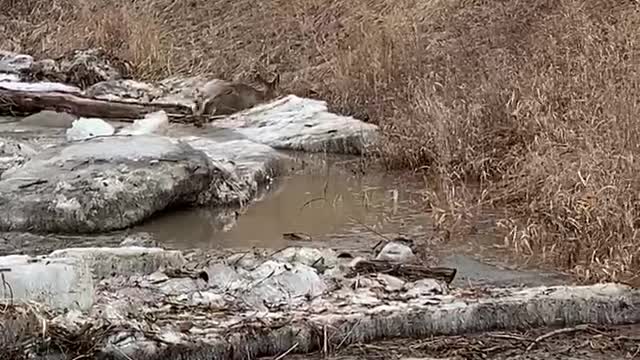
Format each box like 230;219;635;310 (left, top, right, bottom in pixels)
0;243;638;360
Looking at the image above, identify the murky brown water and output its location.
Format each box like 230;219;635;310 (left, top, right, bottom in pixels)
136;151;571;287
137;153;428;249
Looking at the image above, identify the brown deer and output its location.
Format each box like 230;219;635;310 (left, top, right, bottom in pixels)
193;73;280;118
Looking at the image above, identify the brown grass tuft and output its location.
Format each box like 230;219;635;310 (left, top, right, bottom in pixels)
2;0;640;282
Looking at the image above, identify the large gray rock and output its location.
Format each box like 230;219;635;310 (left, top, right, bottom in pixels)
83;79;166;103
203;259;328;310
214;95;379;155
19;110;78;128
48;247;186;279
0;135;218;233
0;254;93;310
183;135;286;204
0;138;38;175
74;77;380;155
0;50;33;74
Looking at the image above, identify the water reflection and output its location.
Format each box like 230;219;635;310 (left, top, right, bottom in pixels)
137;160;426;249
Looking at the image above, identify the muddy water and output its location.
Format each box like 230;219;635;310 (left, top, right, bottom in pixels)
137;152;571;287
138;154;424;249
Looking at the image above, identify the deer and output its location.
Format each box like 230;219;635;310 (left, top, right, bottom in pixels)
193;73;280;120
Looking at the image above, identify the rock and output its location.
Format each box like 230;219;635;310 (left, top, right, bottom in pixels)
99;281;640;359
48;247;186;279
376;273;406;291
158;277;205;296
0;80;82;94
20;110;78;128
203;256;329;310
214;95;379;155
182;136;286;205
0;139;38;157
0;51;33;74
226;251;261;270
240;260;327;309
153;75;213;109
376;241;416;263
119;233;158;248
0;73;20;82
84;79;165;103
0;254;93;310
0;135;218;233
189;291;226;308
117;111;169;136
271;246;340;269
206;262;245;286
0;139;38;175
66;117;116;141
401;278;448;298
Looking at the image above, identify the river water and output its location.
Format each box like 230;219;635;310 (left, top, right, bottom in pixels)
136;150;570;287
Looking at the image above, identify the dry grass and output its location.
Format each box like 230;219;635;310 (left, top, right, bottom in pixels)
0;304;103;359
2;0;640;282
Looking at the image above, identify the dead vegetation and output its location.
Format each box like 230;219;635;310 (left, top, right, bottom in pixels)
0;304;107;360
1;0;640;282
282;324;640;360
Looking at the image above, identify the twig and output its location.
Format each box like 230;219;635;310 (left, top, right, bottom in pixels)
299;156;331;212
299;197;326;211
17;179;47;189
273;342;299;360
1;271;13;308
489;333;529;342
336;319;362;351
114;346;134;360
526;324;592;351
615;335;640;341
323;324;328;355
347;216;392;244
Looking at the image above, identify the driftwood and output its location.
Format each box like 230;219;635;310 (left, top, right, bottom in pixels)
349;259;457;284
0;87;193;121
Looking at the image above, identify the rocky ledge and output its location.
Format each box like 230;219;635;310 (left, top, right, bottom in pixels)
0;241;639;360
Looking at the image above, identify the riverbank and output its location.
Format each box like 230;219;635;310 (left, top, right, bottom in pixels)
2;0;638;283
2;244;639;360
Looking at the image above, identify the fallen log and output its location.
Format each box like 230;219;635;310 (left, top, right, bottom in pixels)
349;259;457;284
0;86;193;121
